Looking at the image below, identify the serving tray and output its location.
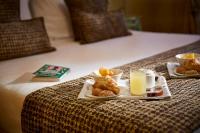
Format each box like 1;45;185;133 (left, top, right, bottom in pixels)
78;76;171;100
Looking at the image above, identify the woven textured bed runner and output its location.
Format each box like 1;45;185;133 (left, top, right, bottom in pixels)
21;40;200;133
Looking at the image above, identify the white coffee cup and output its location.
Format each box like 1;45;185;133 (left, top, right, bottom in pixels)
139;69;156;88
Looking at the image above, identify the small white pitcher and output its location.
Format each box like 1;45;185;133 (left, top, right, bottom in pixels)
139;69;156;88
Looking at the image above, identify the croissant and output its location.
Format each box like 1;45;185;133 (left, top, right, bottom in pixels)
92;76;120;96
183;59;196;70
183;59;200;72
92;88;115;96
176;66;186;74
190;63;200;72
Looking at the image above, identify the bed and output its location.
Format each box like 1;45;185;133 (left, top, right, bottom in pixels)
0;0;200;132
0;30;200;133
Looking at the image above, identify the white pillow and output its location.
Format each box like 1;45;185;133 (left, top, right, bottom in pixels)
20;0;32;20
29;0;73;40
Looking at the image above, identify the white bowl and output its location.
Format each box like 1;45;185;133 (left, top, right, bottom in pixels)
175;53;200;65
92;69;123;82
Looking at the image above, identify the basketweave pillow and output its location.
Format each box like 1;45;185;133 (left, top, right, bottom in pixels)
29;0;73;40
70;10;131;44
0;0;20;23
64;0;108;41
0;17;56;61
65;0;108;13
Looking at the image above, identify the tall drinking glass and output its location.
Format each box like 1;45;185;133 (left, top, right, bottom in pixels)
130;70;146;96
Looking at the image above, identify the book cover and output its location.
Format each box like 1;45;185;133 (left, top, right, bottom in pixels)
32;64;70;82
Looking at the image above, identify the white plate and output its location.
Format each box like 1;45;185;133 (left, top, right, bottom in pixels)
167;62;200;78
83;79;129;100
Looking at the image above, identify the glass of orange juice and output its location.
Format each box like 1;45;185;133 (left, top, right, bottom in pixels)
130;69;146;96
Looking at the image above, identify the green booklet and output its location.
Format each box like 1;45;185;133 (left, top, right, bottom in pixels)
32;64;70;82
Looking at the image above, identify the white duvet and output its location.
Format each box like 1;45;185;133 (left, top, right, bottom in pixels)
0;31;199;133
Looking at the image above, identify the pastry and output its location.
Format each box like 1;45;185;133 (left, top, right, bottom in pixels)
176;58;200;74
92;76;120;96
176;66;187;74
184;70;199;75
92;88;115;97
190;63;200;72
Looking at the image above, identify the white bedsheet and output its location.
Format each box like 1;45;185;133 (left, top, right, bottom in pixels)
0;31;199;133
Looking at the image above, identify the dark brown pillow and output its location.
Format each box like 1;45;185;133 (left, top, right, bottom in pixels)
0;17;56;61
71;10;131;44
0;0;20;23
65;0;108;13
64;0;108;40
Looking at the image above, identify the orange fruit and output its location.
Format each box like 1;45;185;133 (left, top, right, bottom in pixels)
99;67;110;76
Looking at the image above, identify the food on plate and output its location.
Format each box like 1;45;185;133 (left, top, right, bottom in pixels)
175;56;200;75
99;67;114;76
184;70;199;75
92;76;120;97
92;88;115;97
176;66;187;74
185;59;200;72
93;67;123;82
184;60;200;72
181;53;195;59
